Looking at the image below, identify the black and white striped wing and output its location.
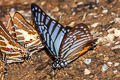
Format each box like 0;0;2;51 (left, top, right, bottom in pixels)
31;3;67;57
60;24;93;63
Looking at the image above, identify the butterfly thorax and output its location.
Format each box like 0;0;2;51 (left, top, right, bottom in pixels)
52;58;68;69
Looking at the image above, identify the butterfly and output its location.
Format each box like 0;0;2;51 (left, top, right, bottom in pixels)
31;3;94;69
5;12;44;56
0;12;44;79
0;20;29;64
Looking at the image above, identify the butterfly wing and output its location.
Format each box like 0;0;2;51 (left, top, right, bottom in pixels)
5;13;16;39
60;24;93;63
31;3;67;58
0;21;27;63
12;12;43;48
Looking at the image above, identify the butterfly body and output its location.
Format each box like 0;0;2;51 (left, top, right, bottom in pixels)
31;3;94;69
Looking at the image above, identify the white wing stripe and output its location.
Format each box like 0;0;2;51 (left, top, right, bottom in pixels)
1;50;20;54
14;17;30;29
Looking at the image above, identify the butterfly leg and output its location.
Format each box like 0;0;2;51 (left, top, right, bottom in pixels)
26;43;45;57
0;51;7;80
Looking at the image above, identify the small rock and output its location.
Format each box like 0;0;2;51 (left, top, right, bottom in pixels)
102;9;108;14
113;70;118;74
84;69;91;75
88;13;97;16
68;22;75;27
77;2;84;5
105;43;111;46
84;59;91;65
114;18;120;24
96;37;105;44
91;22;101;28
52;7;59;12
115;41;120;44
100;14;104;17
107;62;112;66
62;4;68;9
105;33;115;42
111;45;120;50
102;64;109;72
114;62;120;67
114;29;120;37
9;8;16;17
41;1;46;6
104;57;109;61
111;12;118;17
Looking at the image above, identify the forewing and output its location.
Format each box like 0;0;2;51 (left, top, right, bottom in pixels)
60;23;93;62
0;21;27;63
31;3;67;57
5;14;16;39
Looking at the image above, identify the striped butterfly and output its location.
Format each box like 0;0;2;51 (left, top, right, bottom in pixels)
0;21;28;63
31;3;94;69
5;12;44;56
0;12;44;79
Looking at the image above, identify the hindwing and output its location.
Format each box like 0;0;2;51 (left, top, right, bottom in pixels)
12;12;43;48
5;12;44;55
60;24;93;62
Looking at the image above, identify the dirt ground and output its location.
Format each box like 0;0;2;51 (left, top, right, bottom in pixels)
0;0;120;80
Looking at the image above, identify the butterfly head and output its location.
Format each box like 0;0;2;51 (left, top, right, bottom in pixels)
52;58;68;69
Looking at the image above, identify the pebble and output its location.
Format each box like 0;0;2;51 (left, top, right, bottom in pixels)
84;59;91;65
102;64;109;72
104;28;120;42
88;13;97;16
114;18;120;24
104;57;109;61
105;33;115;42
112;45;120;50
115;41;120;45
52;7;59;12
105;43;111;46
114;62;120;67
41;1;46;6
91;22;101;28
68;22;75;27
9;8;16;17
107;28;115;33
77;2;84;5
107;62;112;66
111;12;118;17
84;69;91;75
102;9;108;14
113;70;118;74
114;29;120;37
